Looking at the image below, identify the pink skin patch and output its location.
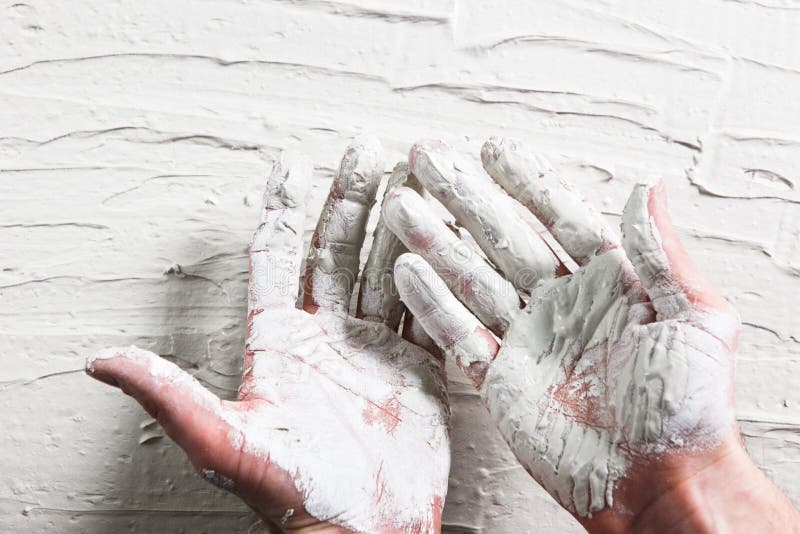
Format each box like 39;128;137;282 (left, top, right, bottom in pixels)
406;229;435;254
466;325;500;390
362;396;402;433
647;182;739;348
547;344;618;430
246;308;264;339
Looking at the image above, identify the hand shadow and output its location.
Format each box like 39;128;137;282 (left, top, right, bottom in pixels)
92;236;263;533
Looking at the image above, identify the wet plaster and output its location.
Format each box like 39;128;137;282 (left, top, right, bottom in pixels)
1;1;799;532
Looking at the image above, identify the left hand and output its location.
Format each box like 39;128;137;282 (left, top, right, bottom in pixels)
382;137;741;528
86;137;450;534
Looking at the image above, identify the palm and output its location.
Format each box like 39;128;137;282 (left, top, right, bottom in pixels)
231;309;448;531
87;137;449;533
484;249;735;516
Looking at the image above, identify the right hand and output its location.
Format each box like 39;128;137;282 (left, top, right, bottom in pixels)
383;137;744;527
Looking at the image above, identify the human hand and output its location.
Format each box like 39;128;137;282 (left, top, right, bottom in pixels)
383;137;797;531
86;137;450;534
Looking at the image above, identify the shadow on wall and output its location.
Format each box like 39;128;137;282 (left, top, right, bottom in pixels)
90;235;259;533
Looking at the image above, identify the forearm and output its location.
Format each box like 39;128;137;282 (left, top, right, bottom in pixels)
579;433;800;534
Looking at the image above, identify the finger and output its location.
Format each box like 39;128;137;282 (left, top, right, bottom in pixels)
402;311;441;359
85;346;241;474
409;140;562;291
303;135;384;313
394;253;500;389
403;312;446;384
621;181;739;346
249;152;313;311
383;186;520;336
481;137;619;265
356;162;421;330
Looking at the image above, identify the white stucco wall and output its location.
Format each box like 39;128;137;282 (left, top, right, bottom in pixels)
1;1;799;532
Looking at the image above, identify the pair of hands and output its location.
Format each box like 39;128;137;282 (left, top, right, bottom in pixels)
87;136;796;533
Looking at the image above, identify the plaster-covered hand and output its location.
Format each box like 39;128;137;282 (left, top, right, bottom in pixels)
86;137;450;534
384;137;798;531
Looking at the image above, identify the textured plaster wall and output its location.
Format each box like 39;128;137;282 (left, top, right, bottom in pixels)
1;1;799;532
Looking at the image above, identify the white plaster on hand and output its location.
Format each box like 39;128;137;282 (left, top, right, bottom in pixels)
86;139;450;534
239;306;449;532
484;249;735;516
389;139;740;519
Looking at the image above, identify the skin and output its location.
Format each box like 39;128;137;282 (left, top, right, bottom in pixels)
86;133;799;533
385;137;800;533
86;139;449;534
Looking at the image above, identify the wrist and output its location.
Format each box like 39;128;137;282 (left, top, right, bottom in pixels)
630;436;785;533
580;431;800;533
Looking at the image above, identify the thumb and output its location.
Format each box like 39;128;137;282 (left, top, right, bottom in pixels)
621;181;739;346
86;346;241;474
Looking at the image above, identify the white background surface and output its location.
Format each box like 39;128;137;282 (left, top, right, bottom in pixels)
2;1;799;532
